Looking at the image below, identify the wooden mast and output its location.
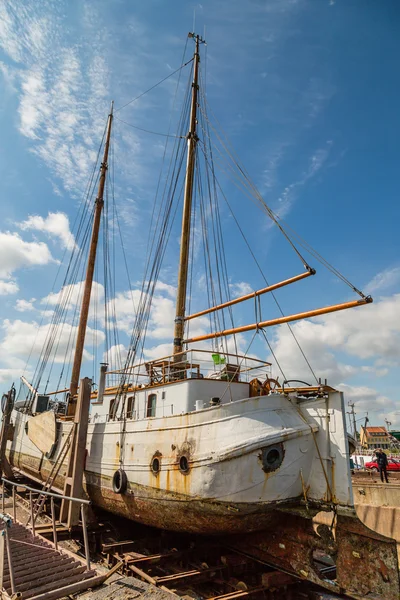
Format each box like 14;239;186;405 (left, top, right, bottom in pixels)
173;33;202;358
68;103;113;415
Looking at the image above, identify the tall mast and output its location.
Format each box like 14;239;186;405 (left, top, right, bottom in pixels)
173;33;202;357
68;103;114;414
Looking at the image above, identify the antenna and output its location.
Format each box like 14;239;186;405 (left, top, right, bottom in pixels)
346;402;357;439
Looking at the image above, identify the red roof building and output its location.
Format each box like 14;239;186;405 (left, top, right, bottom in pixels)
360;426;391;450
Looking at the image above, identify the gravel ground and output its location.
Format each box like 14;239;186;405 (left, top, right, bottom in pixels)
79;577;176;600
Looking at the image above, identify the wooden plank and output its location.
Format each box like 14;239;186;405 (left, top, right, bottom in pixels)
26;571;104;600
208;587;270;600
102;560;124;582
3;556;73;577
128;563;157;585
101;539;135;552
17;564;86;593
126;549;183;565
155;564;225;585
7;561;83;589
27;411;57;455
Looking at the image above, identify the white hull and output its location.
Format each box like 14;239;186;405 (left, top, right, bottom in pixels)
8;381;354;534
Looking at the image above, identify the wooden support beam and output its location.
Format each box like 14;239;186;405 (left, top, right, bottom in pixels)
184;297;372;344
185;270;314;321
60;377;91;527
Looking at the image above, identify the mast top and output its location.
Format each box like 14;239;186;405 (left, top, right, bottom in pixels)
188;32;206;44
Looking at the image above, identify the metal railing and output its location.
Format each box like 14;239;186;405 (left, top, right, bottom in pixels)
105;348;272;387
1;477;92;582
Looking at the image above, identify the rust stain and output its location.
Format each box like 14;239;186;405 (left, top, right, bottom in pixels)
115;441;120;462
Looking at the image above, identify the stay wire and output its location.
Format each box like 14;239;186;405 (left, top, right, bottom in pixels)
197;141;319;384
23;124;107;400
198;79;238;354
198;98;311;270
114;115;184;139
115;57;193;113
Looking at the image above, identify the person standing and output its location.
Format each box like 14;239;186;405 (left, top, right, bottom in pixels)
375;448;389;483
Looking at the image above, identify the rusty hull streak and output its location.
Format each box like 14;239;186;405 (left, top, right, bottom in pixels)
226;508;400;600
335;509;400;599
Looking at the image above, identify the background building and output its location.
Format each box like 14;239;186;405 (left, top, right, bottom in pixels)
360;426;392;450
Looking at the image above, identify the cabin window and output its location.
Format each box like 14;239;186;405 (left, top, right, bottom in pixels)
126;396;135;419
146;393;157;418
109;398;116;420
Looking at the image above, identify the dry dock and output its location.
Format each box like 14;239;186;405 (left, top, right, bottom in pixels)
2;475;399;600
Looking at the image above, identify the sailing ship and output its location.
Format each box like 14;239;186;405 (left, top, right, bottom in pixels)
3;33;373;535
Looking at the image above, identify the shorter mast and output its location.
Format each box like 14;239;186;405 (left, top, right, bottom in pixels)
173;33;203;359
68;103;113;415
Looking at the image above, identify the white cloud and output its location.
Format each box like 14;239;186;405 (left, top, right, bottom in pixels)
0;281;19;295
365;266;400;295
229;281;253;298
269;293;400;383
15;298;36;312
0;60;17;93
0;368;26;386
154;281;176;297
0;231;54;279
18;212;75;251
271;141;333;222
338;383;400;427
103;344;128;368
0;319;104;367
0;3;109;195
42;281;104;313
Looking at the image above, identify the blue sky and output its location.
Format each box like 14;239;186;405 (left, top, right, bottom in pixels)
0;0;399;428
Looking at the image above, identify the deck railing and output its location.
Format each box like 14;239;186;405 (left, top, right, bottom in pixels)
105;348;272;389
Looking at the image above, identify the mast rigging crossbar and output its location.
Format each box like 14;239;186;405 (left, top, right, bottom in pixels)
184;270;314;322
184;297;373;344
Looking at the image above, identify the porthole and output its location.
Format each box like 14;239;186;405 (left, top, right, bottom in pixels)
179;455;189;473
151;456;161;474
259;443;284;473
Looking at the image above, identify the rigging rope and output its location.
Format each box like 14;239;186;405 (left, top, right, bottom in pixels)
114;115;184;139
197;136;319;383
115;58;194;113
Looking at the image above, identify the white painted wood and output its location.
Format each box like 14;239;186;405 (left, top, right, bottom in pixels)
27;410;57;455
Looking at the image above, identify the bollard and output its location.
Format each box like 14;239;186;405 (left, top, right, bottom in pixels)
51;496;58;551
